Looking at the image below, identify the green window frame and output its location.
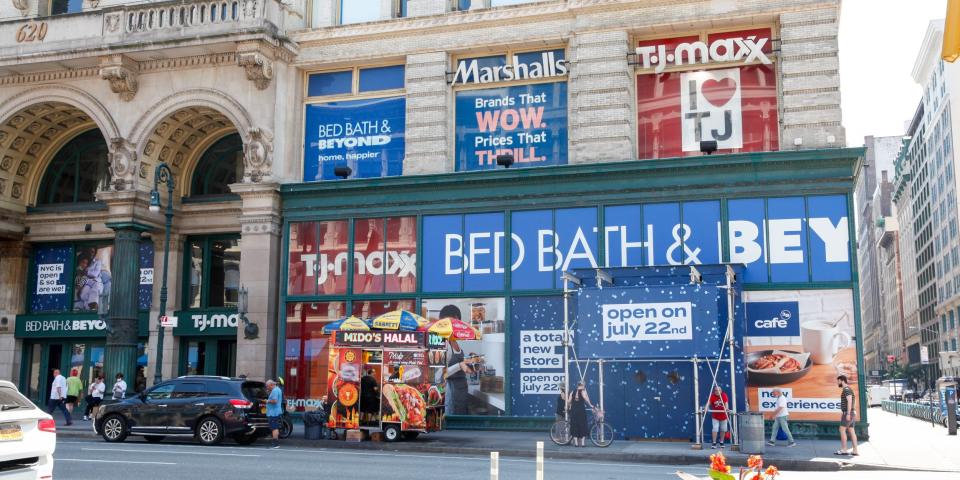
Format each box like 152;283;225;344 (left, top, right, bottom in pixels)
182;235;242;311
36;129;110;206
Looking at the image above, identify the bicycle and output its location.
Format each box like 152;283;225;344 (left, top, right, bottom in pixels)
589;408;614;447
549;416;571;446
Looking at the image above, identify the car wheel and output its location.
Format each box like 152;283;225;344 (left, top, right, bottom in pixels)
383;424;401;442
232;433;259;445
144;435;165;443
196;417;224;445
101;415;128;443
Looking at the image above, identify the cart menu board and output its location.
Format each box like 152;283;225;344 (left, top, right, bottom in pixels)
330;348;361;429
383;350;428;385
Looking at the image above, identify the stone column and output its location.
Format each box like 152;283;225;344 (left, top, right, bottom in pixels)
103;223;148;389
229;182;282;379
568;29;636;164
0;241;30;383
146;232;183;385
779;6;845;148
404;51;450;174
407;0;448;16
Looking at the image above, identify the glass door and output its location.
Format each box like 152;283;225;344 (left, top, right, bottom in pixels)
216;339;236;377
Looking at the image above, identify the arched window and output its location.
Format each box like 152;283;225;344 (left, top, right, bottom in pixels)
190;133;243;197
36;129;110;206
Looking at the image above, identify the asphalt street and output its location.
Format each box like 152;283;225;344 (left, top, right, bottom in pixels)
51;437;957;480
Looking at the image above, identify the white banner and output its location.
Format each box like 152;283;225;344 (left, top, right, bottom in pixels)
602;302;693;341
680;68;743;152
757;388;841;413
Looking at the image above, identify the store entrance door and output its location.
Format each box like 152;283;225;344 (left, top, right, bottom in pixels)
22;341;106;405
180;337;236;377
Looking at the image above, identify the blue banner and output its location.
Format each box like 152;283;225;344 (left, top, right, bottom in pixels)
745;301;800;337
303;97;405;181
455;82;567;171
576;285;722;359
31;245;72;312
509;296;566;416
420;195;851;293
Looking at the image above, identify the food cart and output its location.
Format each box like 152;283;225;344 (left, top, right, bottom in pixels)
326;328;447;441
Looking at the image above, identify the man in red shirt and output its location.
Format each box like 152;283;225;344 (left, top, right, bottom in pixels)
708;386;729;449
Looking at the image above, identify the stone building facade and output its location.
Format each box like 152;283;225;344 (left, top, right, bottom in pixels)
0;0;847;403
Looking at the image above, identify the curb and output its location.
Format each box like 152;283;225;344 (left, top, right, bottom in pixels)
55;430;956;473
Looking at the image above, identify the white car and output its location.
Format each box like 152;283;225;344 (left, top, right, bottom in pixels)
0;380;56;480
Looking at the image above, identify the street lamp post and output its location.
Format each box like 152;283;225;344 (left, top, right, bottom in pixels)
149;162;175;386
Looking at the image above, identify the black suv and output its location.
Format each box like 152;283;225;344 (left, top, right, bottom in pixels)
94;376;271;446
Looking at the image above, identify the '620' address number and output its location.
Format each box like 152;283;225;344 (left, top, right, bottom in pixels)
16;21;48;43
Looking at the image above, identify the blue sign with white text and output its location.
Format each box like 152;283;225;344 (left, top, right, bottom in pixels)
419;195;851;293
576;285;722;359
745;301;800;337
455;82;567;171
303;97;405;181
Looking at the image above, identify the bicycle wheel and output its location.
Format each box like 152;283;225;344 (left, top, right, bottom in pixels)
550;420;571;446
590;421;614;447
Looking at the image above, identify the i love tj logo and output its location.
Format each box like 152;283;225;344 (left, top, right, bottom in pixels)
680;68;744;152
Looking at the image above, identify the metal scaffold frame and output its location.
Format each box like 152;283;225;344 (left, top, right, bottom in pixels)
560;265;741;446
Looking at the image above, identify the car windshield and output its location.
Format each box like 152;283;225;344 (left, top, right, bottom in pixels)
242;381;267;400
0;385;34;410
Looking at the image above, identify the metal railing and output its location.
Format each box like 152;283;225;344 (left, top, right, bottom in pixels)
881;399;948;427
122;1;259;34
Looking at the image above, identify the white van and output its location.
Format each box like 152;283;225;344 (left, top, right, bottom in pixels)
868;385;891;407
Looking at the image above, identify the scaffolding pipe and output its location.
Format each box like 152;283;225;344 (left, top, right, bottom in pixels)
694;356;701;446
726;266;739;445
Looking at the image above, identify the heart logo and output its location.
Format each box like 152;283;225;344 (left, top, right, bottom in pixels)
701;77;738;108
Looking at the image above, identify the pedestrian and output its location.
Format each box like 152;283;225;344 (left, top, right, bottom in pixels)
265;379;283;449
65;369;83;415
766;388;796;447
568;382;593;447
708;386;730;449
835;375;859;456
84;375;105;421
46;369;72;426
111;372;127;400
555;385;566;422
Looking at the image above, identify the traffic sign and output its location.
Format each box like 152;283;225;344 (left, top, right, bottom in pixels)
159;315;178;328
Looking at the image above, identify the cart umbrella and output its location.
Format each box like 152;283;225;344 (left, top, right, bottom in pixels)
322;316;369;334
372;310;427;331
422;317;482;340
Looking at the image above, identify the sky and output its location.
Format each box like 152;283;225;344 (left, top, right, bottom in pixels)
839;0;948;146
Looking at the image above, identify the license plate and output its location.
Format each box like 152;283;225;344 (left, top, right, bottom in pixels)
0;423;22;442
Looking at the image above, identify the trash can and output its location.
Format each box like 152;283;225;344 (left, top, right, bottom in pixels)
303;411;324;440
739;412;765;455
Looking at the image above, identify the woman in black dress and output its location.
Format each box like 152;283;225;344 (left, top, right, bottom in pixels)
568;382;593;447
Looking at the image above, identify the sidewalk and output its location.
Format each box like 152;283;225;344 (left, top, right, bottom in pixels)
54;408;960;473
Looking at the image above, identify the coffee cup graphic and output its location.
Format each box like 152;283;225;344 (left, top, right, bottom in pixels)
800;317;851;365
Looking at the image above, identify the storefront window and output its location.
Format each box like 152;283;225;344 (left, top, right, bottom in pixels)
28;241;144;314
340;0;381;25
184;236;241;310
352;216;418;294
36;129;110;205
421;298;505;416
351;299;415;319
453;49;568;171
303;66;406;182
285;302;345;411
49;0;83;15
190;133;243;197
635;29;779;159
